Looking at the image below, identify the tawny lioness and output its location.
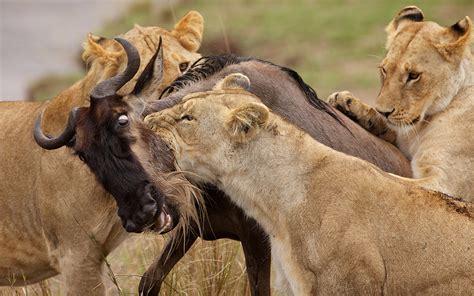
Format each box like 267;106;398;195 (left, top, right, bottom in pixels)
146;73;474;295
328;6;474;201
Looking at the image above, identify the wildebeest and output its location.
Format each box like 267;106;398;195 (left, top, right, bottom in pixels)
0;12;204;294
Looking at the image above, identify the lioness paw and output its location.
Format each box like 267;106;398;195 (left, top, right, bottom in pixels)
144;113;160;131
327;91;394;141
327;91;366;120
327;90;356;106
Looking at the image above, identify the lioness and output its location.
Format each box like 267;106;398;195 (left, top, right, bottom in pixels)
145;73;474;295
328;6;474;201
0;11;203;294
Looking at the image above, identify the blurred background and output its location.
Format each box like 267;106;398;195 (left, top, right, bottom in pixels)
0;0;135;101
1;0;472;103
1;0;472;295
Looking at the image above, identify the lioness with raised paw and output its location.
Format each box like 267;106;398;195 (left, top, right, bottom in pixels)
145;73;474;295
328;6;474;201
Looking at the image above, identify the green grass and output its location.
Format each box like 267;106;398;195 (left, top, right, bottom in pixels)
33;0;472;101
96;0;472;101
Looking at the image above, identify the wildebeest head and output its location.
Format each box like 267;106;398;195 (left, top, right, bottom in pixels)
33;38;187;233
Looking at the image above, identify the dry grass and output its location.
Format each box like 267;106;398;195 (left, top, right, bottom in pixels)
1;235;251;296
109;235;250;296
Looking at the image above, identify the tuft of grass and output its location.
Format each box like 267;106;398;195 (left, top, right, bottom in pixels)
107;235;250;295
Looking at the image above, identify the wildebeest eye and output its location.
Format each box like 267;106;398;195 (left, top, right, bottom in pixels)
179;62;189;72
180;114;193;121
117;114;129;126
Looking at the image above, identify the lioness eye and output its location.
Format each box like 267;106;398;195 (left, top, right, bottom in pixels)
380;67;387;77
407;72;420;82
180;114;193;121
179;62;189;72
117;114;129;126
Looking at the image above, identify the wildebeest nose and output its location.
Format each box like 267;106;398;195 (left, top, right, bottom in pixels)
124;220;141;233
376;108;395;118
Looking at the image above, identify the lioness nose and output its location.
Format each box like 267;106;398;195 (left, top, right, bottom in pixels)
376;108;395;118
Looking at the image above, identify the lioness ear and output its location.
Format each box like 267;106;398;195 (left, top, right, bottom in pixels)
385;6;424;49
437;16;472;60
449;16;472;46
82;33;122;70
226;103;269;143
214;73;251;91
172;11;204;52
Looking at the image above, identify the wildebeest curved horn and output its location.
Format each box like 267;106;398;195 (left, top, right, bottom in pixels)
90;37;140;100
142;98;178;117
33;108;79;150
132;36;163;95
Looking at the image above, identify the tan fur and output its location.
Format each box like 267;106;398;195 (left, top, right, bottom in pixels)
146;73;474;295
0;13;203;294
328;6;474;201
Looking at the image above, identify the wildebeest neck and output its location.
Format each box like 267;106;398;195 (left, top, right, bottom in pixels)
147;56;411;177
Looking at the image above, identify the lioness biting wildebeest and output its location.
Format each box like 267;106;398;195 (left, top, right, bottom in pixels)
2;5;430;294
145;73;474;295
53;48;411;294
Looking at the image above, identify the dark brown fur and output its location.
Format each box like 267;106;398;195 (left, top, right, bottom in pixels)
70;98;171;233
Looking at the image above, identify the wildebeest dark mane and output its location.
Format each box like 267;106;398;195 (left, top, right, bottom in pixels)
159;55;250;98
159;55;341;124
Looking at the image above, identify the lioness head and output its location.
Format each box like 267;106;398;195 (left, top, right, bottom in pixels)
377;6;472;129
82;11;204;98
145;73;270;183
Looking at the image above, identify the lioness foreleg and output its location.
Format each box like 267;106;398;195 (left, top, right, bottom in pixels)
60;250;106;296
316;240;386;295
328;91;396;144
